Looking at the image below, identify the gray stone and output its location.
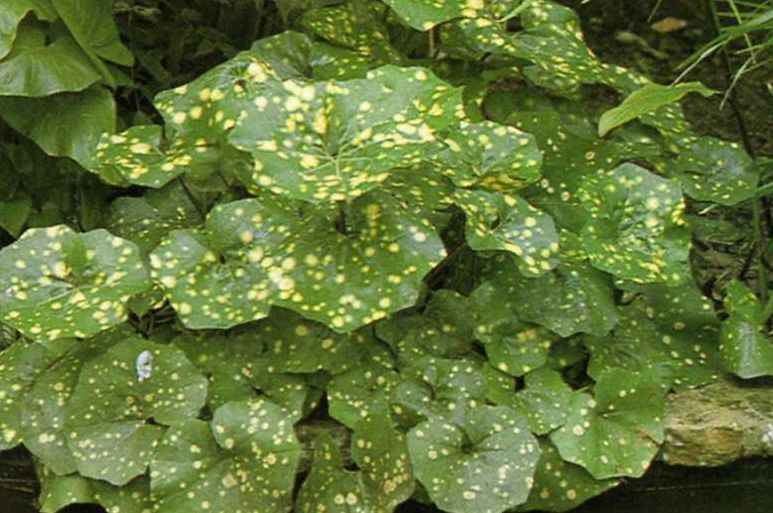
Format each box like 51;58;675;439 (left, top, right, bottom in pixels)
662;378;773;466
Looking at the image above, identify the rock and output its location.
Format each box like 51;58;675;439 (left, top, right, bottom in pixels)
662;378;773;466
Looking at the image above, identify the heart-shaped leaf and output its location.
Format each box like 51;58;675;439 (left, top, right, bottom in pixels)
0;225;151;340
408;405;540;513
550;368;665;479
577;162;690;285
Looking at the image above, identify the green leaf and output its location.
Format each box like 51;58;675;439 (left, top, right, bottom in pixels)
297;414;414;513
300;1;400;63
719;281;773;379
0;25;101;97
37;465;151;513
517;439;619;512
550;368;665;479
599;82;715;137
391;356;486;427
107;181;203;255
480;254;618;337
455;190;559;276
52;0;134;67
150;399;302;513
671;136;757;205
328;359;399;429
382;0;477;31
586;295;720;391
577;163;690;285
510;368;574;435
228;65;461;203
0;193;32;237
20;330;128;475
0;225;151;340
0;86;115;166
0;1;57;60
91;125;215;188
64;337;207;484
172;328;317;420
0;338;78;450
150;194;445;332
407;405;540;513
433;120;542;191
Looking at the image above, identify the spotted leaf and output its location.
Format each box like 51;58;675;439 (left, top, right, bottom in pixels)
718;281;773;379
64;337;207;485
0;338;79;451
383;0;484;31
577;163;690;285
150;399;302;513
37;466;151;513
328;360;399;429
151;193;445;332
671;136;757;206
550;368;665;479
586;292;720;391
508;367;574;435
228;65;462;203
172;328;317;421
390;356;486;427
433;121;542;191
297;413;414;513
517;439;619;512
407;405;540;513
0;225;151;340
455;190;559;276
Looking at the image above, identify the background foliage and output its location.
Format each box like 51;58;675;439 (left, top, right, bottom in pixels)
0;1;771;512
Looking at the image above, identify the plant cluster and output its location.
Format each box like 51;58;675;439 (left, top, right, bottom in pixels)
0;1;771;513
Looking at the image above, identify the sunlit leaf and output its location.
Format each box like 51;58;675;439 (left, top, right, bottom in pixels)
0;225;150;340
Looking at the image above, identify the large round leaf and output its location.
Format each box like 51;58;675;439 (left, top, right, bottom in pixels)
577;162;690;285
150;193;445;332
64;337;207;485
550;368;665;479
0;225;151;340
228;65;462;203
407;405;540;513
150;399;302;513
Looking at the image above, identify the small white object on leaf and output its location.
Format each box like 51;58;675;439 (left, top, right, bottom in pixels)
136;350;153;382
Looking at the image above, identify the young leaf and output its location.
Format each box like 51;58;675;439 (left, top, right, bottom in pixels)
407;405;540;513
455;189;559;276
577;163;690;285
0;225;151;340
550;368;665;479
718;281;773;379
433;120;542;191
599;82;715;137
150;399;302;513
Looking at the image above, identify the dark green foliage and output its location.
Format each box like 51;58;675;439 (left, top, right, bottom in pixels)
0;1;768;512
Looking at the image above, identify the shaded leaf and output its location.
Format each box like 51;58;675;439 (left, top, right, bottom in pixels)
719;281;773;379
407;405;540;513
